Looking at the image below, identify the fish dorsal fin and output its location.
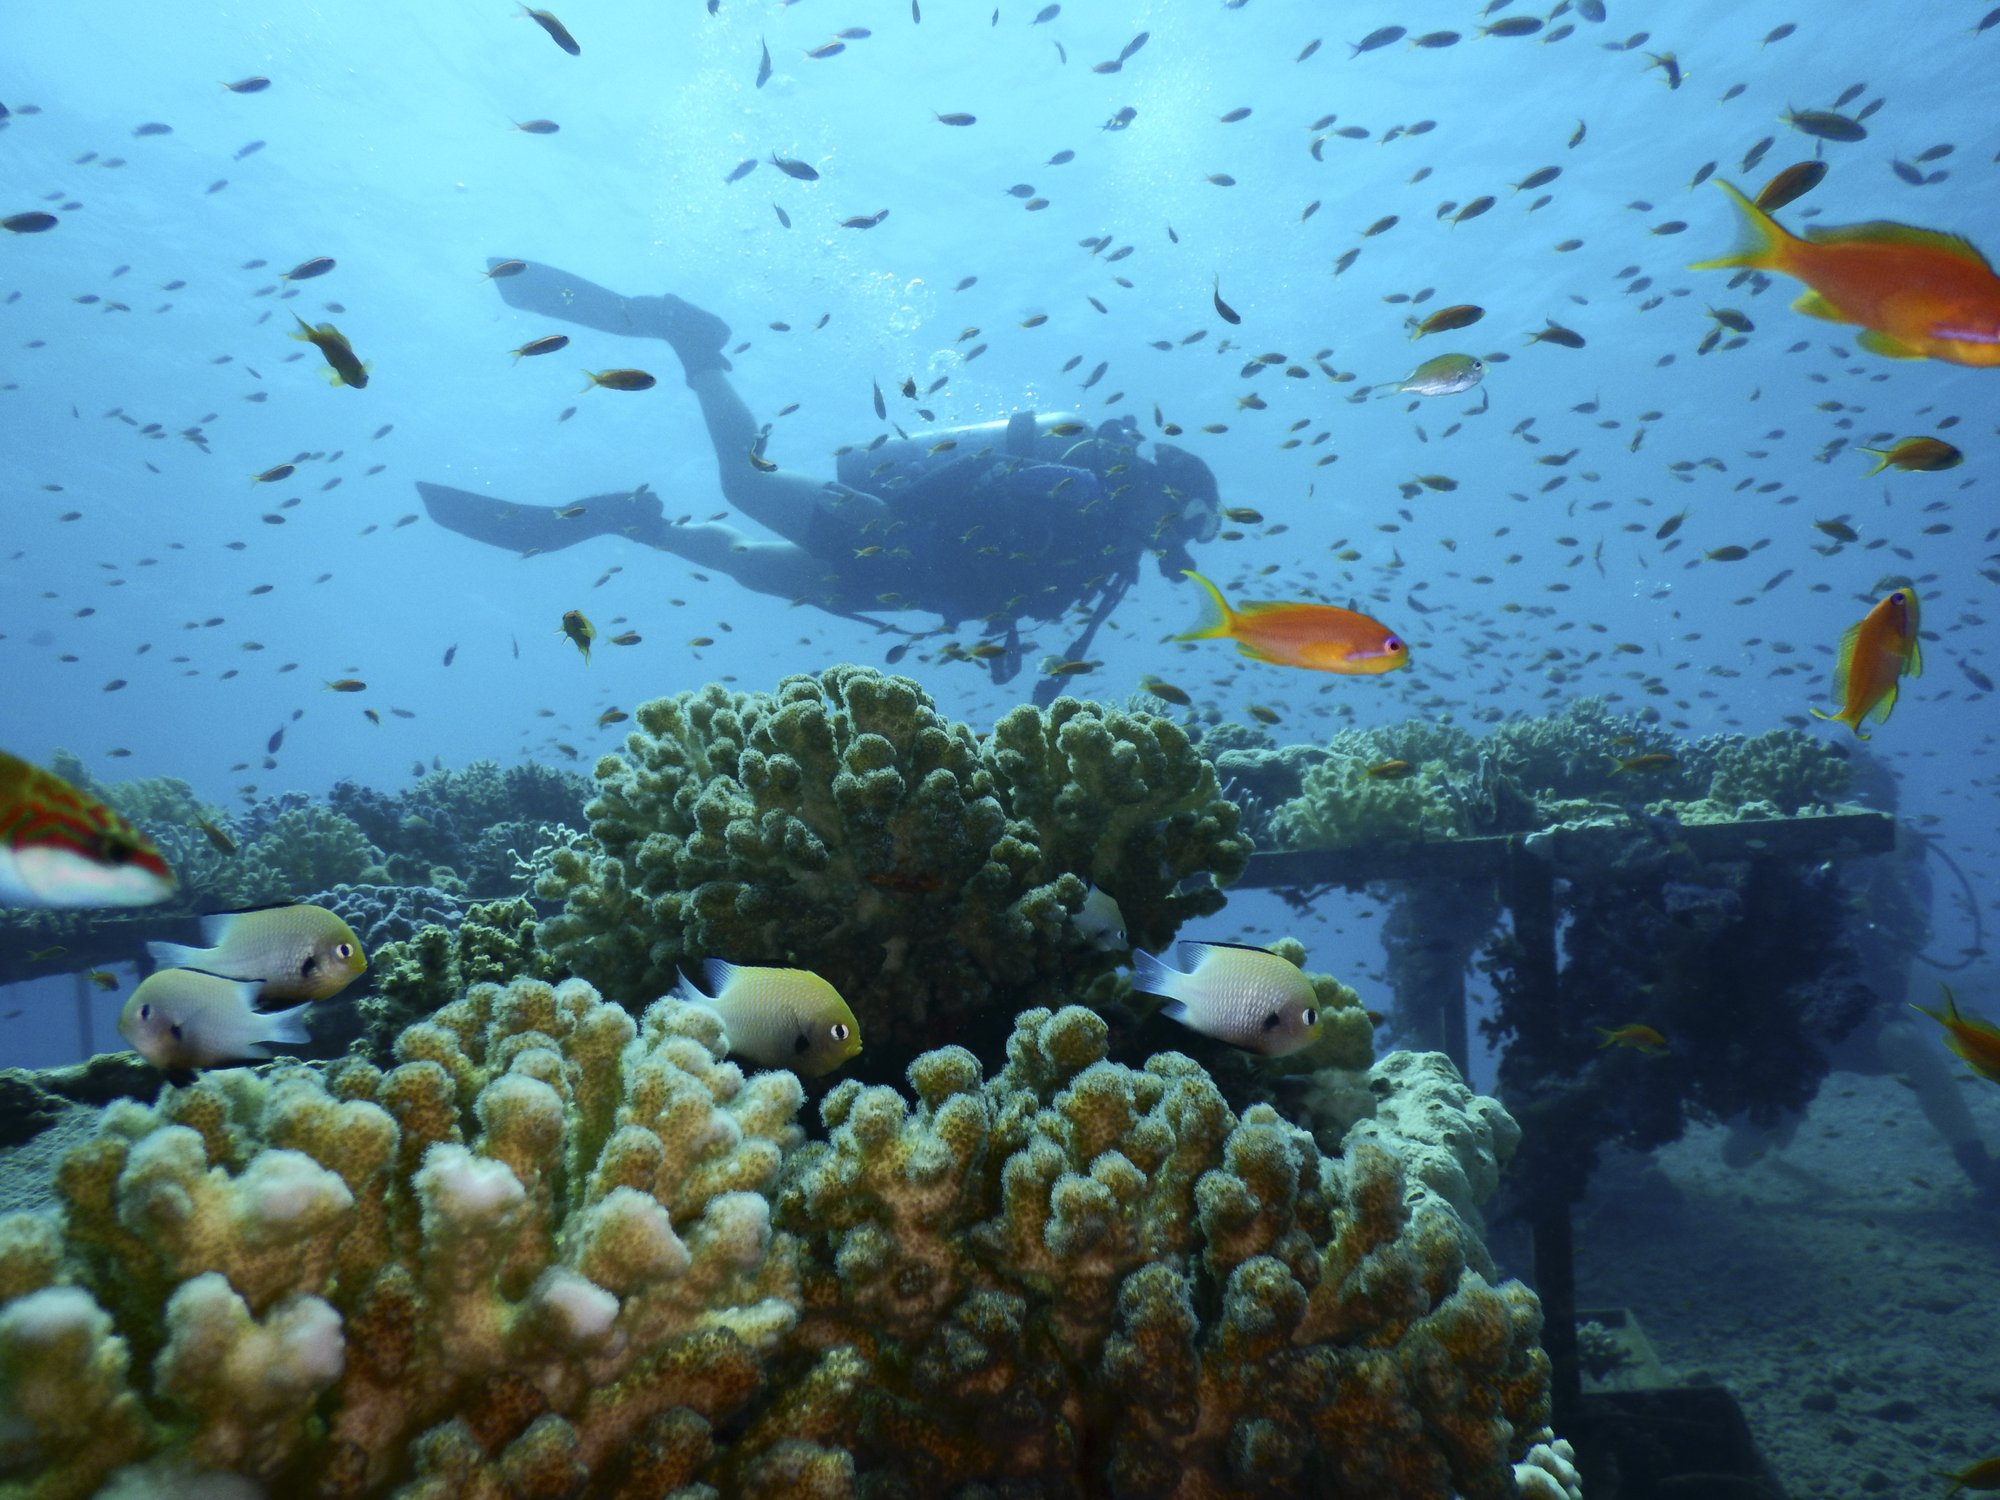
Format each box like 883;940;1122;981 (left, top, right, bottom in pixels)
1232;598;1310;618
1174;938;1275;969
1803;219;1994;270
701;957;745;995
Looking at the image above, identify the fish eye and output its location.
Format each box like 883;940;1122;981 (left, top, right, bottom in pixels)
1889;591;1905;604
1385;636;1404;652
830;1022;851;1042
92;831;138;865
336;942;354;960
1302;1007;1319;1028
139;1004;151;1020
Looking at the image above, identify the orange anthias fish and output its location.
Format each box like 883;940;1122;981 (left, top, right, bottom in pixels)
1596;1024;1668;1057
1810;584;1922;740
0;750;176;908
1912;985;2000;1085
1691;180;2000;365
1177;570;1409;675
1937;1455;2000;1497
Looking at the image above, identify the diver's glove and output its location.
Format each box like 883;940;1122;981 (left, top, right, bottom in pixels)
625;293;733;377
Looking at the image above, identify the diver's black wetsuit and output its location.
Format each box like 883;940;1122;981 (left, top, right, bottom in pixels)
418;262;1217;701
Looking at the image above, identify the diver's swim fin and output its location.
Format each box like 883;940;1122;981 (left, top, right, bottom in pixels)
485;260;732;371
417;480;668;555
486;259;659;337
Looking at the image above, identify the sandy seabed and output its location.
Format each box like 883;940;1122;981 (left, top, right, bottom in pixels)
1554;1066;2000;1500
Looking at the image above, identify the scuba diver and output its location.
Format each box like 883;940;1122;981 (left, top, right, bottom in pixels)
417;261;1223;705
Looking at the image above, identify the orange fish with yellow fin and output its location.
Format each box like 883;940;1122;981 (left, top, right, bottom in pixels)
1810;584;1921;739
1176;570;1408;675
1692;181;2000;365
1912;985;2000;1086
1596;1024;1668;1057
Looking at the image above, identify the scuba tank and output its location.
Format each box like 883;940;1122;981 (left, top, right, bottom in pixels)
835;410;1095;498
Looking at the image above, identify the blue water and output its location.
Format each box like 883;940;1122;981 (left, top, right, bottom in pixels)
5;1;2000;1493
3;10;1994;993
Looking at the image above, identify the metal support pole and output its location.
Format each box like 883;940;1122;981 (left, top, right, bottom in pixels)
73;967;95;1062
1502;847;1581;1429
1533;1199;1581;1431
1440;936;1468;1080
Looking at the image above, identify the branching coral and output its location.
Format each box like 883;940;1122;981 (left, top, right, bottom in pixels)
356;898;559;1059
331;761;590;896
1697;727;1853;815
0;974;1558;1499
776;1006;1551;1498
0;977;816;1499
536;666;1250;1068
38;756;386;913
1269;753;1471;851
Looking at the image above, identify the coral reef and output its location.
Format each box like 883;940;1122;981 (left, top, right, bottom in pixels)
1270;753;1472;852
330;761;590;896
778;1005;1550;1498
1692;727;1853;816
0;978;1559;1499
1257;701;1858;858
357;898;559;1061
38;755;389;914
0;976;813;1498
308;884;471;956
537;666;1250;1070
1481;830;1878;1213
17;755;585;922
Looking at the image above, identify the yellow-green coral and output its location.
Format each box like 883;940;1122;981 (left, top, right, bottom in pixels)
1269;753;1470;851
775;1007;1550;1497
537;665;1250;1063
358;897;557;1059
0;980;1553;1499
0;977;809;1499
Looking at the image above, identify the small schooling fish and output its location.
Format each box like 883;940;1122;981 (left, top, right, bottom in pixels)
290;315;368;387
1382;353;1484;397
1857;437;1962;475
672;958;863;1076
1597;1023;1669;1056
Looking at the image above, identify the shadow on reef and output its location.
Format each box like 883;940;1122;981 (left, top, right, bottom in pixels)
1480;837;1877;1220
